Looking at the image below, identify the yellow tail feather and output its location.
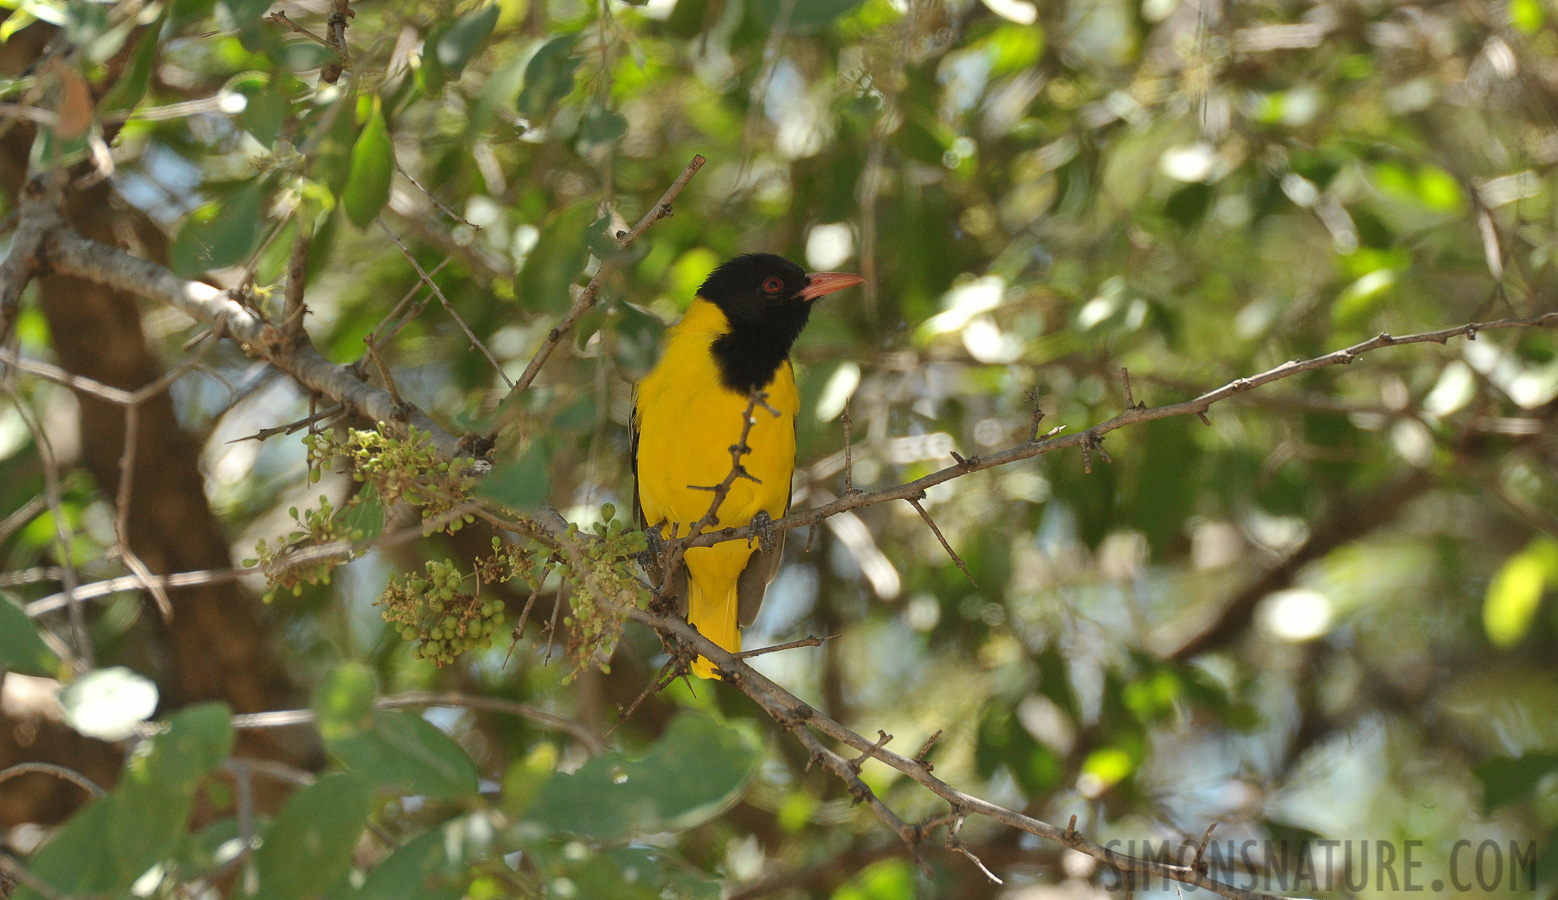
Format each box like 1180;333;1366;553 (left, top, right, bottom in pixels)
686;575;740;680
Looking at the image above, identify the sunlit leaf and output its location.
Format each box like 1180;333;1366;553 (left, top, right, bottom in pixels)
337;483;384;542
61;666;158;741
1484;538;1558;648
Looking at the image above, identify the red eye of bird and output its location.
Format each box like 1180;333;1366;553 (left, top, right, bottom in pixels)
761;276;784;294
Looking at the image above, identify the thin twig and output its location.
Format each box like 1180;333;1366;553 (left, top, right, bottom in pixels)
492;154;706;420
394;160;477;228
266;11;333;47
734;634;831;659
907;497;975;586
377;217;513;388
686;313;1558;550
0;762;106;797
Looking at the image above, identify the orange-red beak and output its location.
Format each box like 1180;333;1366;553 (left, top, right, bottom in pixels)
799;271;865;301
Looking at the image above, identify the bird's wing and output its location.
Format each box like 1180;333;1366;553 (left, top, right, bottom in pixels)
630;383;644;530
734;407;795;628
631;383;690;615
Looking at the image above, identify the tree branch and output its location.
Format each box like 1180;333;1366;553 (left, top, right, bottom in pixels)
36;214;481;462
689;312;1558;549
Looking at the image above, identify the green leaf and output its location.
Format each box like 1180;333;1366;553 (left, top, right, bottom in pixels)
528;715;762;841
99;20;160;115
311;661;379;742
578;103;627;151
1330;267;1396;331
106;704;234;885
330;710;478;799
253;772;375;900
517;200;594;311
169;179;269;276
1484;538;1558;648
342;101;395;229
477;438;552;510
358;831;464;900
338;483;384;542
516;34;581;122
832;859;914;900
15;704;232;900
241;76;294;147
434;4;499;79
215;0;273;30
0;596;58;675
1476;754;1558;812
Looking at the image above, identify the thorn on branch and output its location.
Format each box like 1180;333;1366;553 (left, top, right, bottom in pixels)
1196;409;1212;426
842;405;856;494
1121;366;1136;409
948;815;1004;885
1063;814;1078;841
850;729;894;773
907;497;976;586
1192;822;1218;875
914;729;943;769
1026;387;1045;442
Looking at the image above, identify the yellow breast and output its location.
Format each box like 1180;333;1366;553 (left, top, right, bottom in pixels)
634;299;799;537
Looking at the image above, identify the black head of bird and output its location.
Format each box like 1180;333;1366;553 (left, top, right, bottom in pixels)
699;252;865;393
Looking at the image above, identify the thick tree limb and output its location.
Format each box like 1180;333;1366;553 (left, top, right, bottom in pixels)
37;217;477;462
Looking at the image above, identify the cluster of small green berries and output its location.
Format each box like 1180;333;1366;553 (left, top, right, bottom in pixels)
377;559;507;667
244;496;351;602
303;425;477;533
552;503;649;680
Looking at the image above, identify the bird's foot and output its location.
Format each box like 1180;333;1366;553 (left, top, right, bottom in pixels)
750;510;776;553
639;526;666;569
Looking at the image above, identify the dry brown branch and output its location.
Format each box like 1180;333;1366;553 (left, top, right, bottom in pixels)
492;153;706;418
621;602;1289;900
906;496;974;586
35;213;476;461
25;568;240;617
648;389;777;606
689;311;1558;550
376;217;511;387
735;634;829;658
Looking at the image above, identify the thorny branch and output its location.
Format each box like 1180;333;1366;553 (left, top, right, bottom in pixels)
611;601;1288;900
687;311;1558;549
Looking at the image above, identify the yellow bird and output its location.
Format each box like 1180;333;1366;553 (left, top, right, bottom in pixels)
633;254;863;679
